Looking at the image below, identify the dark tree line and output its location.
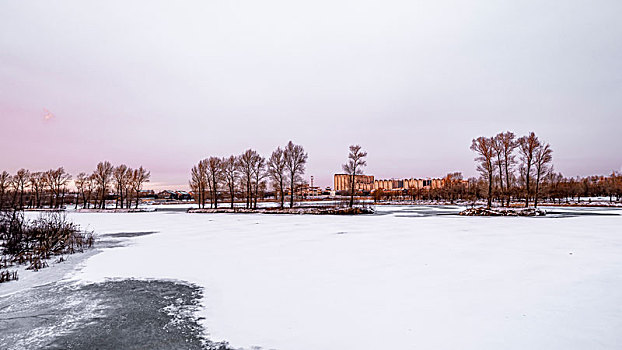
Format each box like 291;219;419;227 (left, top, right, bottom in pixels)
0;168;71;210
189;141;308;209
0;163;150;210
371;171;622;207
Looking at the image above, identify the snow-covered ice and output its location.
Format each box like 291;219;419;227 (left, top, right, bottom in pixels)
10;206;622;349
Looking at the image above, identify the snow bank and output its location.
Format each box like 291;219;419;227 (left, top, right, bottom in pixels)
460;207;546;216
20;207;622;349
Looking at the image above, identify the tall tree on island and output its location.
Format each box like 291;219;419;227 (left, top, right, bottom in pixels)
533;143;553;208
206;157;223;209
251;154;266;209
190;160;208;209
267;147;287;208
284;141;308;208
518;132;541;208
494;131;518;207
238;149;261;209
342;145;367;208
222;155;239;209
470;137;495;209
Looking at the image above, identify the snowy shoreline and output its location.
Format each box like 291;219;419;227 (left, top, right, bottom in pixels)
188;206;374;215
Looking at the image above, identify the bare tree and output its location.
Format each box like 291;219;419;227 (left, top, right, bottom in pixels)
238;149;259;209
123;167;134;208
206;157;223;209
190;164;202;208
443;172;465;204
74;172;88;209
93;161;114;209
85;174;96;208
267;147;287;208
252;154;266;209
494;131;518;206
59;169;72;208
518;132;541;207
11;169;30;210
492;136;505;204
190;160;208;209
47;168;71;208
113;165;128;209
284;141;308;208
222;155;238;209
42;169;54;207
131;166;150;209
342;145;367;208
0;171;10;209
533;143;553;208
28;172;44;208
470;137;495;209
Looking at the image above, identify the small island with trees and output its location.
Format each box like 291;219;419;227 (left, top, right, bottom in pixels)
187;141;374;215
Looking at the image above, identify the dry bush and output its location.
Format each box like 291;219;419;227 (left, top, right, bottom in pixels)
0;210;93;281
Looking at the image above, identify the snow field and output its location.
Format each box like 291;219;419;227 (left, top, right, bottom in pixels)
55;207;622;349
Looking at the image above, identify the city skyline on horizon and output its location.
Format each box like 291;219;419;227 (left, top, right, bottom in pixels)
2;1;621;189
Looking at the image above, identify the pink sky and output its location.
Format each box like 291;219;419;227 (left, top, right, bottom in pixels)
1;1;621;190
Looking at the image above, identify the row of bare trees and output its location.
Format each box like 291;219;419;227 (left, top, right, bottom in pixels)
189;141;308;209
0;168;72;210
0;163;150;210
471;131;553;208
75;162;151;209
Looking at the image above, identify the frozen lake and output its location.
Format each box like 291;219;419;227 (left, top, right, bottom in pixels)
2;205;622;349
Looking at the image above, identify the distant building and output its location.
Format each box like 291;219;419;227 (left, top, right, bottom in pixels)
334;174;375;192
334;173;450;193
375;178;444;191
138;190;156;198
300;184;323;197
157;190;192;200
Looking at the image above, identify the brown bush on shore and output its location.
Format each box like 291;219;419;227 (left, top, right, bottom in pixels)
0;210;93;282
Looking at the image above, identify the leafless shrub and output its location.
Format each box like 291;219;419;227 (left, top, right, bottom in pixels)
0;210;93;282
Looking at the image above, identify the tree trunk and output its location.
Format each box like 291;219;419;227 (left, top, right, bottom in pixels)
349;172;355;208
279;178;284;209
497;157;504;207
230;183;235;209
525;165;531;208
487;169;492;209
254;183;259;209
534;172;541;208
246;180;250;209
290;172;295;208
213;179;218;209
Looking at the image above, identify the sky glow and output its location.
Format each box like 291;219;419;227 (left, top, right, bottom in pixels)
1;0;621;189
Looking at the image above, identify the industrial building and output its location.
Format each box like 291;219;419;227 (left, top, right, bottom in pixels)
334;174;445;193
334;174;375;192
